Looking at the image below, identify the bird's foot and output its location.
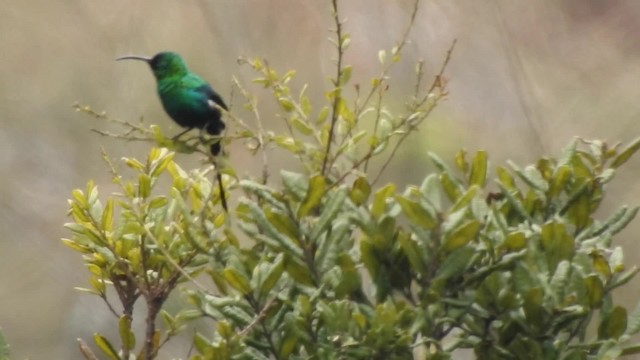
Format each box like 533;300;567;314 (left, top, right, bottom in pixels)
171;128;193;141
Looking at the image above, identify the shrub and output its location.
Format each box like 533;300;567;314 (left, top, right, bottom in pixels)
65;1;640;359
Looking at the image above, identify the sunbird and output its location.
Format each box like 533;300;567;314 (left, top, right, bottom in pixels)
117;51;228;211
116;51;227;155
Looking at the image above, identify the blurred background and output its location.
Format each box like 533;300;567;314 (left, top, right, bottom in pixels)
3;0;640;358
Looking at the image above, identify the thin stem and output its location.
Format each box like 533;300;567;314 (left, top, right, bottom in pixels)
363;87;385;173
321;0;344;175
353;0;420;118
231;77;271;184
372;40;457;185
139;217;213;295
77;338;100;360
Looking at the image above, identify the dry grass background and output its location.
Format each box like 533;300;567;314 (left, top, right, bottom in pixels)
2;0;640;358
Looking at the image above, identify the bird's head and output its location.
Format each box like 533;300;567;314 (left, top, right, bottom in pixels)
116;51;188;80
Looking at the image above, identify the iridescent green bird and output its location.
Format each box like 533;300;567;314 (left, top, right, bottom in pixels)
117;51;228;211
116;51;227;155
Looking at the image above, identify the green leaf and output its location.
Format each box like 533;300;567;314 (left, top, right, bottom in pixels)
160;310;176;332
549;260;571;301
371;183;395;220
439;172;462;202
151;151;174;178
118;315;135;351
138;173;151;198
548;165;571;197
284;255;315;286
360;238;380;281
435;246;475;280
625;301;640;335
398;232;427;276
316;106;330;125
455;149;468;173
93;333;120;360
123;157;145;172
540;222;575;273
242;200;303;258
396;196;437;230
259;254;285;297
291;116;314;136
442;220;481;252
496;166;516;190
278;97;294;112
504;231;526;251
101;198;113;232
558;138;577;166
340;65;353;86
450;185;480;212
509;162;549;192
419;174;441;208
265;209;299;243
611;137;640;168
223;268;252;295
310;187;347;241
598;306;628;339
469;150;488;187
350;177;371;206
298;175;326;217
523;287;546;330
193;332;213;356
584;275;604;308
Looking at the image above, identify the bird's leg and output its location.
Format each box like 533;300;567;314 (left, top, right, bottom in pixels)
198;126;207;144
171;127;193;141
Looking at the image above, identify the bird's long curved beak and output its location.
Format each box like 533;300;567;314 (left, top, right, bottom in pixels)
116;55;152;62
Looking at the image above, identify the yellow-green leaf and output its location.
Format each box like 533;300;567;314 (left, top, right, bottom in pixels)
101;198;113;232
504;231;526;251
118;315;135;351
396;196;436;229
439;172;462;202
350;177;371;206
259;254;285;296
469;150;488;187
291;116;314;136
443;220;481;252
371;183;395;220
584;275;604;308
598;306;628;339
612;137;640;168
340;65;353;86
298;175;326;217
455;149;468;173
138;173;151;198
93;333;120;360
223;268;251;295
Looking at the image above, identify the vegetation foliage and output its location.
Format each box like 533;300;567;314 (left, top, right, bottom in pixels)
61;0;640;359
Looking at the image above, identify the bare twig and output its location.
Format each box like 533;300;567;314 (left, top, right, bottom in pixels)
321;0;345;175
353;0;421;117
238;297;279;337
372;39;457;184
77;338;99;360
138;219;213;295
363;86;386;173
328;0;421;177
99;293;121;318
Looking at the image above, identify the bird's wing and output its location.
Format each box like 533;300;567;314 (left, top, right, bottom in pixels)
200;85;228;111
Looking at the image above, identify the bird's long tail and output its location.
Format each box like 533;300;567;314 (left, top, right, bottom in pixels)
216;170;228;212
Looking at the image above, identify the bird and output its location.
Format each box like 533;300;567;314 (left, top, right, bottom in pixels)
117;51;228;211
116;51;227;156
